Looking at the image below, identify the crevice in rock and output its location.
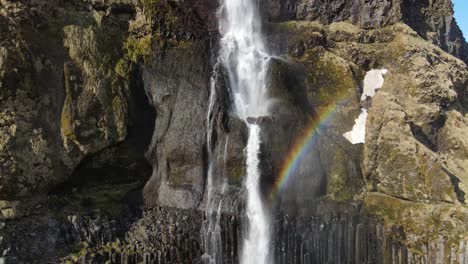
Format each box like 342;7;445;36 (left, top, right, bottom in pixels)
369;191;415;203
442;167;466;204
49;64;155;214
409;122;438;152
127;66;156;154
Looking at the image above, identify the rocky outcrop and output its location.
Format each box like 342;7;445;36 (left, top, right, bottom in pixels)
264;19;468;262
141;40;212;209
1;205;204;263
0;0;69;213
0;0;467;263
262;0;468;63
0;0;142;217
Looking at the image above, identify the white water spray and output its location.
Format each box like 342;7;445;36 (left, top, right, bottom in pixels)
202;63;226;264
241;125;270;263
218;0;272;263
219;0;271;120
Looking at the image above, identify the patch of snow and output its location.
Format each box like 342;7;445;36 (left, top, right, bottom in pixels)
343;109;368;144
361;69;388;101
344;69;389;144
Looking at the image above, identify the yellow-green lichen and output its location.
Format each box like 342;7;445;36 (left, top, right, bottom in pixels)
123;35;154;63
300;49;358;108
328;21;360;35
141;0;175;18
364;192;468;259
61;239;133;263
326;151;355;201
111;95;127;138
61;94;77;141
270;20;323;33
114;59;132;78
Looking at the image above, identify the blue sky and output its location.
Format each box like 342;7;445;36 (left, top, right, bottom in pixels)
454;0;467;38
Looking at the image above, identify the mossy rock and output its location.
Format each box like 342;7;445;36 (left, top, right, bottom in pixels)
365;192;468;259
326;149;359;201
123;35;153;63
61;239;129;263
299;48;361;108
114;59;132;78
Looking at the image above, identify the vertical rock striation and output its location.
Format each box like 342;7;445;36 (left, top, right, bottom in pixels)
0;0;467;263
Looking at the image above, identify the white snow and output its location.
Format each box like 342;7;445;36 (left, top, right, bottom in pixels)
361;69;388;101
343;109;368;144
344;69;389;144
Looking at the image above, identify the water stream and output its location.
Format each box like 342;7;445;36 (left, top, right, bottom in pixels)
202;60;227;264
219;0;272;263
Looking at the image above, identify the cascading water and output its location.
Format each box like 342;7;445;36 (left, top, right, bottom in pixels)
202;61;227;264
219;0;270;120
218;0;272;263
241;125;270;264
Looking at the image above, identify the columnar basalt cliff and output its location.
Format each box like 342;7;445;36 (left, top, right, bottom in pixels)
0;0;467;263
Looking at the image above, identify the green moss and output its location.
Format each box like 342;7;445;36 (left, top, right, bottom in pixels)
328;21;360;34
301;49;357;108
61;112;74;139
61;95;76;141
365;192;468;259
61;239;132;262
123;35;153;63
111;95;127;137
270;21;323;33
122;33;194;64
114;59;131;78
327;151;354;201
141;0;170;16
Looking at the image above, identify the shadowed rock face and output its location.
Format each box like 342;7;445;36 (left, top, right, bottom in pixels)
0;0;468;263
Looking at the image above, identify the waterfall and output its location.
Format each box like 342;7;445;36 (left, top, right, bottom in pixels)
219;0;270;120
241;124;271;263
202;62;226;264
218;0;272;263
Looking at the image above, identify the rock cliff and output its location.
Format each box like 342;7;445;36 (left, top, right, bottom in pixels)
0;0;467;263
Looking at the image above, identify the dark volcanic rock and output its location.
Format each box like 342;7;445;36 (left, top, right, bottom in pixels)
1;0;468;263
141;40;212;209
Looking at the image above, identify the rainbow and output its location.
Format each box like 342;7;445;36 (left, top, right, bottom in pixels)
267;102;342;201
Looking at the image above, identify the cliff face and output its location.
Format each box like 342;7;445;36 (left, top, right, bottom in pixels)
0;0;467;263
263;0;468;63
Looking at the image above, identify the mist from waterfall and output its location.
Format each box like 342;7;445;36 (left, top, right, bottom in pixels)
218;0;272;263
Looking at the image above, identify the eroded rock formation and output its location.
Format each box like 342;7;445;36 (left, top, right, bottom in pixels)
0;0;467;263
